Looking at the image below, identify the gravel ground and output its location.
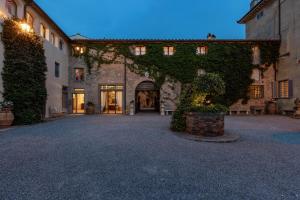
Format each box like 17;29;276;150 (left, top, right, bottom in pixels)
0;114;300;200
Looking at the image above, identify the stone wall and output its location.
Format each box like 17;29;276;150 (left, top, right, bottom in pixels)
68;55;181;114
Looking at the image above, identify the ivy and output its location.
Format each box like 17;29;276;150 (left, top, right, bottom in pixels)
74;41;279;106
1;19;47;124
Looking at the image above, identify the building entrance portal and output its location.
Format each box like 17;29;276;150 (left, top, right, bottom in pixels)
135;81;160;113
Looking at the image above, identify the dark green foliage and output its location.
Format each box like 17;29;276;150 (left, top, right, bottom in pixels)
1;19;47;124
77;41;279;131
171;73;227;131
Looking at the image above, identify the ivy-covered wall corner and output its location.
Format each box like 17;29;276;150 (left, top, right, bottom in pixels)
1;19;47;124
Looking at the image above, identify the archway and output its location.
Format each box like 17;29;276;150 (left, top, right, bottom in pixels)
135;81;160;113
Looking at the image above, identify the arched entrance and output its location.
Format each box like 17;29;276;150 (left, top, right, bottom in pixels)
135;81;160;113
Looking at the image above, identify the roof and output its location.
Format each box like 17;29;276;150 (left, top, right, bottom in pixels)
71;38;280;45
29;1;70;42
238;0;275;24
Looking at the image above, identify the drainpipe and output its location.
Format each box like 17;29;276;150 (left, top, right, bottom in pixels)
123;57;127;114
278;0;281;40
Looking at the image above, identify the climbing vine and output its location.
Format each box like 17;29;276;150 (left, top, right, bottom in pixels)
73;40;279;106
1;19;47;124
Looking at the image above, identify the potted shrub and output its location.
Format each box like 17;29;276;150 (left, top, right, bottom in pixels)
0;101;14;128
86;101;95;115
185;73;228;137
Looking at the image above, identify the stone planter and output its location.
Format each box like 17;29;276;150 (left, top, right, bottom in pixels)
0;110;14;128
186;112;225;137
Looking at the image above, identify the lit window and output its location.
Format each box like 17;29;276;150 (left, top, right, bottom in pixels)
26;12;34;28
279;80;291;98
40;24;46;39
196;46;208;55
50;32;55;45
55;62;60;78
59;39;64;50
6;0;17;17
164;46;175;56
249;85;264;99
135;46;146;56
74;68;84;81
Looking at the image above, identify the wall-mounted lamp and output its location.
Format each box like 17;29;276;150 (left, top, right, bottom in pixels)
19;22;31;33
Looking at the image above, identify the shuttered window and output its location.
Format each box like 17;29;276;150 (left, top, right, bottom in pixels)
277;80;293;98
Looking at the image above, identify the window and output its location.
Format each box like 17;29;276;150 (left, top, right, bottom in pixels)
59;39;64;50
55;62;60;78
40;24;46;39
278;80;292;98
163;46;175;56
249;85;264;99
26;12;34;28
134;46;146;56
257;11;264;20
50;32;55;45
74;68;84;81
6;0;17;17
196;46;208;55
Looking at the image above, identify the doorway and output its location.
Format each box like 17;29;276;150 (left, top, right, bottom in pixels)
72;89;85;114
100;85;123;114
135;81;160;113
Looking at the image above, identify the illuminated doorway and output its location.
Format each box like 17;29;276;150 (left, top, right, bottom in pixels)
100;85;123;114
72;89;85;114
135;81;160;113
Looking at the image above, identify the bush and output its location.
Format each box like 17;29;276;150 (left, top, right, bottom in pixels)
171;73;228;132
1;19;47;124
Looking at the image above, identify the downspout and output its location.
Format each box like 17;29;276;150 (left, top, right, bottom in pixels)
123;57;127;114
278;0;281;40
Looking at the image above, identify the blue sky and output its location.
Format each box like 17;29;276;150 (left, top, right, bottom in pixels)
35;0;250;39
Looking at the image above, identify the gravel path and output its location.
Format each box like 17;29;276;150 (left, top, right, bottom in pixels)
0;114;300;200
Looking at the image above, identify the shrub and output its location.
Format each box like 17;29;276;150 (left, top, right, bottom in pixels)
1;19;47;124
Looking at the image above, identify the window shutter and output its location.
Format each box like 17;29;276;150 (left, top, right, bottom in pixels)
272;82;278;98
288;80;293;98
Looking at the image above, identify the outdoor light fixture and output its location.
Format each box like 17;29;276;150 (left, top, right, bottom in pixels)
75;46;85;54
19;22;31;33
197;69;206;76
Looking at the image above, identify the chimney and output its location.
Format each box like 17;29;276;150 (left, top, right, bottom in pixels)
207;33;216;40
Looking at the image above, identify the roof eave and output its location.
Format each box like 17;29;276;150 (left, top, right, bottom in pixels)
238;0;274;24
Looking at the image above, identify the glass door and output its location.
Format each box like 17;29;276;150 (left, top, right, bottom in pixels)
72;90;85;114
100;85;123;114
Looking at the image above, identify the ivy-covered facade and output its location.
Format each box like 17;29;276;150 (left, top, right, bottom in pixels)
0;0;281;121
69;39;279;115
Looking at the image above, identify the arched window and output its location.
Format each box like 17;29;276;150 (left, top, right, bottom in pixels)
6;0;17;17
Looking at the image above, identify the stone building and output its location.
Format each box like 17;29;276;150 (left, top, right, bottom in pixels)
0;0;284;116
239;0;300;112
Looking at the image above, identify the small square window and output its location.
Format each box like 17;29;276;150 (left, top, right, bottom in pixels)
55;62;60;78
74;68;84;81
134;46;146;56
164;46;175;56
197;46;208;55
249;85;264;99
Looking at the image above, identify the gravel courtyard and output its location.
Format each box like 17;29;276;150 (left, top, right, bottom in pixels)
0;114;300;200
